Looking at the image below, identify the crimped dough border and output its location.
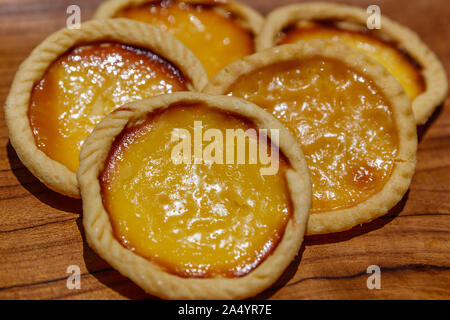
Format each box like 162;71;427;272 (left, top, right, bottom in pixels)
94;0;264;38
77;92;312;299
204;39;417;235
5;18;208;198
255;2;448;125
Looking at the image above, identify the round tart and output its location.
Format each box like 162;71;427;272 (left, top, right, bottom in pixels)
256;2;448;125
205;40;417;235
77;92;311;299
95;0;264;78
5;19;207;198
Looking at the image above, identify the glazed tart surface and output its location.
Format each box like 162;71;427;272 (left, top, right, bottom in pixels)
78;92;312;299
30;42;187;173
228;57;398;213
278;21;424;101
5;19;207;197
95;0;263;78
256;2;448;125
205;40;417;234
100;104;292;278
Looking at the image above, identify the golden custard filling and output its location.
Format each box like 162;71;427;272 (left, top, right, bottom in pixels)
228;58;399;213
29;42;187;172
100;104;292;278
278;22;424;100
117;0;254;77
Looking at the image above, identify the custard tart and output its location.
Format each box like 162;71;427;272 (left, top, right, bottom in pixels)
205;40;417;235
77;92;312;299
95;0;264;78
256;2;448;125
5;19;207;198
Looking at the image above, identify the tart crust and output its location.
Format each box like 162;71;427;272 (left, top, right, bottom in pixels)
77;92;312;299
255;2;448;125
94;0;264;39
204;39;418;235
5;18;208;198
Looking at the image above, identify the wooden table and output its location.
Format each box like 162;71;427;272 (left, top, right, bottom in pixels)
0;0;449;300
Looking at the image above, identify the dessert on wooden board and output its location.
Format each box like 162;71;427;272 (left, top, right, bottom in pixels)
77;92;311;299
3;0;447;299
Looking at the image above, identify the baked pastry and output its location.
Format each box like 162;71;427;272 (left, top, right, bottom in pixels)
77;92;312;299
5;19;207;198
256;2;448;125
205;40;417;235
95;0;264;77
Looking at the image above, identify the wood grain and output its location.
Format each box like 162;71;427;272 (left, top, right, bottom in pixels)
0;0;449;300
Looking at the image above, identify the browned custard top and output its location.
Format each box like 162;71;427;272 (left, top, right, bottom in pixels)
100;104;293;278
228;57;399;213
278;21;424;100
117;0;254;77
29;42;187;172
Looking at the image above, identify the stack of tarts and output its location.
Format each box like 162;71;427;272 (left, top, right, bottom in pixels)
4;1;447;299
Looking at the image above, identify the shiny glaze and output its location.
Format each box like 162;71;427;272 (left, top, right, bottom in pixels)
100;104;292;278
228;58;398;213
29;42;187;172
118;0;254;77
278;22;424;100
